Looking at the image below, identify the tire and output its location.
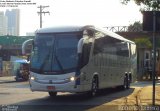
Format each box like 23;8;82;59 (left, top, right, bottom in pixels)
89;77;99;97
117;85;125;90
124;75;130;89
22;75;28;81
48;92;57;97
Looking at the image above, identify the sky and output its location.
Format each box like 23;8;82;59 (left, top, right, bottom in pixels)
0;0;142;36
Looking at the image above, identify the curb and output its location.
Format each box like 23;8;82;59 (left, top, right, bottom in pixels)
0;76;16;84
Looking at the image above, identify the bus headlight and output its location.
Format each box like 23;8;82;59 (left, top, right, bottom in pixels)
30;76;35;80
70;77;75;81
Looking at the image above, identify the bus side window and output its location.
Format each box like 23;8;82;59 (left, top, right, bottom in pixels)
80;29;94;68
99;36;118;56
116;42;129;57
93;39;103;55
81;42;92;67
93;31;105;55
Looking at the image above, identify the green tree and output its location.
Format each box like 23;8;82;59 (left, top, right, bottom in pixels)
121;0;160;11
128;21;142;32
134;38;152;48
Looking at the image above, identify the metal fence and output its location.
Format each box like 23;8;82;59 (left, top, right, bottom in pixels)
104;26;142;32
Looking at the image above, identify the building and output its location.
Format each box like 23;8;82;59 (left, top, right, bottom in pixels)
0;35;34;61
5;9;20;36
0;11;7;36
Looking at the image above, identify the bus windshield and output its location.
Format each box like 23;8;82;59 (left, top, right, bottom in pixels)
30;32;82;74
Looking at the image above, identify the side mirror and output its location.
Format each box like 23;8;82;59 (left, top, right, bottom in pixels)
22;39;33;55
77;38;84;54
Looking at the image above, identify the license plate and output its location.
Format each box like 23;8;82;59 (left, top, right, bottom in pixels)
47;86;55;90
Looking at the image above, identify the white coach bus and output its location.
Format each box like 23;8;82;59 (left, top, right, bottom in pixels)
22;25;137;97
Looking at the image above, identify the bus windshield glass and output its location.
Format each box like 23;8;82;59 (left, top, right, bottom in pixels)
30;32;82;74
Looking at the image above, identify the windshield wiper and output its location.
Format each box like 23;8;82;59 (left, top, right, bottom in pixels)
39;50;52;73
54;55;65;73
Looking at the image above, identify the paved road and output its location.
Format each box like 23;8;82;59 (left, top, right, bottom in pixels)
0;80;159;111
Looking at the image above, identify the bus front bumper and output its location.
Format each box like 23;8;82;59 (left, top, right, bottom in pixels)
30;79;82;93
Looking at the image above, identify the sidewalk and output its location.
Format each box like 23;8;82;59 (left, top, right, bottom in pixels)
0;76;16;84
138;85;160;105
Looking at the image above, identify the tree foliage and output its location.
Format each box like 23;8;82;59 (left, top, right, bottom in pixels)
121;0;160;11
128;21;142;32
134;38;152;48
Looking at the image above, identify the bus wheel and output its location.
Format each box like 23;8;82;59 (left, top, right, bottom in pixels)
91;77;98;96
124;75;130;89
48;92;57;97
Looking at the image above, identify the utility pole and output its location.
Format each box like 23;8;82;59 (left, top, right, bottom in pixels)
152;11;156;106
37;5;50;28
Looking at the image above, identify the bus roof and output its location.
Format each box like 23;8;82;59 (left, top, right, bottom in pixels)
95;27;135;44
36;25;135;44
36;26;86;33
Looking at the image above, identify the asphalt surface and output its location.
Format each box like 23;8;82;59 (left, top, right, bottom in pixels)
0;76;160;111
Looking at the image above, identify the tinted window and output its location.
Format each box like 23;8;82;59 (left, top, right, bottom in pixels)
94;35;129;57
116;42;129;57
31;32;82;74
81;42;92;67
